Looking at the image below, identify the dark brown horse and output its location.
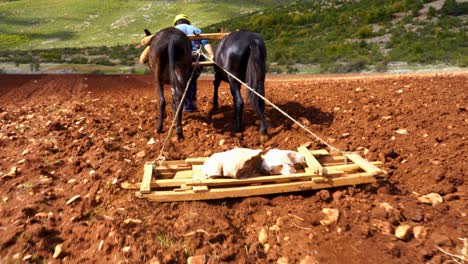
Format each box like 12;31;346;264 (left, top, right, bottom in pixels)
212;30;267;134
146;27;192;141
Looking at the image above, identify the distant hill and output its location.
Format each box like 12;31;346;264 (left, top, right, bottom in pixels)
0;0;466;73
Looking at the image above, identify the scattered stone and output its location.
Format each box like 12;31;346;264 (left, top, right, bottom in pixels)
269;225;280;232
7;166;17;177
89;170;96;176
418;193;443;206
187;254;206;264
147;138;156;145
219;139;225;146
66;195;81;205
341;132;350;138
258;227;268;245
412;226;427;240
379;202;394;213
35;212;49;218
122;246;131;253
53;244;62;258
259;243;268;253
372;220;393;235
320;208;339;226
396;129;408;135
68;179;77;184
123;218;142;225
395;224;412;240
277;257;289;264
300;255;318;264
22;149;29;155
23;255;32;261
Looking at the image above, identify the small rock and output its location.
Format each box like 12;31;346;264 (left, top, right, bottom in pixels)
379;202;394;213
98;240;104;251
123;218;142;225
412;226;427;240
258;227;268;244
7;166;17;177
341;133;350;138
320;208;339;226
89;170;96;175
53;244;62;258
219;139;225;146
66;195;81;205
147;138;156;145
300;255;318;264
372;220;393;235
35;212;49;218
395;224;412;240
418;193;443;206
187;254;206;264
261;243;269;254
396;129;408;135
122;246;131;253
277;257;289;264
430;232;453;247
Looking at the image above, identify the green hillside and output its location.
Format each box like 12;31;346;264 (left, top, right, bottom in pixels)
0;0;280;49
0;0;467;73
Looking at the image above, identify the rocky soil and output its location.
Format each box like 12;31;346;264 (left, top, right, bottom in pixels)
0;72;466;263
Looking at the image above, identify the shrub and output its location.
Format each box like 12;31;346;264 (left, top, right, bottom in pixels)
357;25;373;39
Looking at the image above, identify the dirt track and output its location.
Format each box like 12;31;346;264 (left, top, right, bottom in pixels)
0;72;467;263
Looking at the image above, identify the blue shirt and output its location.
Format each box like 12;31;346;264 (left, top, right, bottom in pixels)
175;24;209;52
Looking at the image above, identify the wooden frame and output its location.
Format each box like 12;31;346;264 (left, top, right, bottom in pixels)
121;147;386;202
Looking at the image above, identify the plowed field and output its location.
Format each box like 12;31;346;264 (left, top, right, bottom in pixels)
0;72;466;263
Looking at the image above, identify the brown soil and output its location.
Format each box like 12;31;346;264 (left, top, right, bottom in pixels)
0;72;466;264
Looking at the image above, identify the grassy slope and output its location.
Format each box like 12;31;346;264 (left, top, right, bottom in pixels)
0;0;466;73
0;0;280;50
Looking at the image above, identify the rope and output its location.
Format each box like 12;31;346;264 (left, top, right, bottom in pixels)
155;50;202;162
200;51;345;155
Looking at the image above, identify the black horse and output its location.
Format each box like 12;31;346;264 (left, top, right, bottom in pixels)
146;27;192;141
212;30;267;134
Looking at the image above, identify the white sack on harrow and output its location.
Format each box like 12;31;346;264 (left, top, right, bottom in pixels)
261;149;305;175
201;148;263;179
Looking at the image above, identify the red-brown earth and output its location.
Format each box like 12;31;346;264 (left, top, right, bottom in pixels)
0;72;466;263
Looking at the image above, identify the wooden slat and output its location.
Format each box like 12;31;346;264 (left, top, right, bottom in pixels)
297;146;325;175
192;165;204;181
136;173;378;202
193;61;215;67
185;157;207;165
140;163;154;194
120;161;383;190
187;33;230;40
345;153;383;176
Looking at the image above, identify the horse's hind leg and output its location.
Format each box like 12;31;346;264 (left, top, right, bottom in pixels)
210;71;222;117
155;79;165;133
229;79;244;132
254;87;267;134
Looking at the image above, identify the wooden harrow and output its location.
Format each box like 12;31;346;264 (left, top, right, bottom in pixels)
121;146;386;202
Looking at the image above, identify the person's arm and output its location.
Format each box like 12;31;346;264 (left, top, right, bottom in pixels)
204;43;215;60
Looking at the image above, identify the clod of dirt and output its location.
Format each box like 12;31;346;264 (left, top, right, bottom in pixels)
258;227;268;245
320;208;339;226
418;193;443;206
412;226;427;240
395;224;412;240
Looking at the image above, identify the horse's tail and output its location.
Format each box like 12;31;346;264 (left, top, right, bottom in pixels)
168;39;182;98
246;40;266;114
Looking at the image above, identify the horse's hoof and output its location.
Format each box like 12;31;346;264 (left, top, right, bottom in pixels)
177;134;185;142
